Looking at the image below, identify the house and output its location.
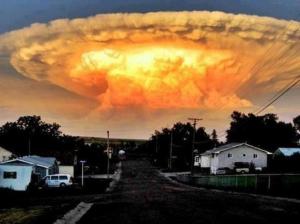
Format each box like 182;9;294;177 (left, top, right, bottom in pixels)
0;155;59;191
0;164;33;191
273;148;300;157
59;165;74;177
0;155;58;180
0;146;14;162
198;143;272;174
272;147;300;172
194;155;201;167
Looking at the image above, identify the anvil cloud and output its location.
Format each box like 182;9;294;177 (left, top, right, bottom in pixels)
0;11;300;137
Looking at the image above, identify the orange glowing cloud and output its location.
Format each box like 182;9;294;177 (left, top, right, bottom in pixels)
70;46;250;109
1;11;300;114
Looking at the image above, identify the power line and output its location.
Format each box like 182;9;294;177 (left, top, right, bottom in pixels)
254;75;300;115
217;74;300;141
214;75;300;142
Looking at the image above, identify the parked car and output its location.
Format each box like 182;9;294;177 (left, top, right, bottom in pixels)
234;162;250;174
235;167;250;174
254;167;263;173
43;174;73;188
216;167;233;175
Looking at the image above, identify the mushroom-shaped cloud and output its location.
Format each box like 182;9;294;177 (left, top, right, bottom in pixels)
1;11;300;114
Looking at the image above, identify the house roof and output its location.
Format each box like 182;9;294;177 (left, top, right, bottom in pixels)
201;142;272;156
275;148;300;156
0;146;13;155
1;155;56;168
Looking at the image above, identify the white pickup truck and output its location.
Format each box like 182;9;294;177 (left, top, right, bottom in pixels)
235;167;250;174
234;162;251;174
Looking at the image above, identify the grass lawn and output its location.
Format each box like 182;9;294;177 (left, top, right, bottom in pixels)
0;203;77;224
0;178;112;224
0;206;48;224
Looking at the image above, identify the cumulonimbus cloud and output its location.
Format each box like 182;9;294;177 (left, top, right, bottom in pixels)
1;11;300;112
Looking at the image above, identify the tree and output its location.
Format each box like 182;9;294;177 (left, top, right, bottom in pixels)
0;115;82;164
226;111;299;152
293;115;300;132
148;122;216;169
211;129;219;147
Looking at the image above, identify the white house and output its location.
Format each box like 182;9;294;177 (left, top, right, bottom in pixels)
0;164;33;191
198;143;272;174
0;155;59;191
0;155;58;180
59;165;74;177
0;146;14;162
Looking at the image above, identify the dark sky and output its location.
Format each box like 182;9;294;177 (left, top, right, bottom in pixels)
1;0;300;34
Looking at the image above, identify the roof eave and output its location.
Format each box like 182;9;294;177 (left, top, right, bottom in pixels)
201;143;272;155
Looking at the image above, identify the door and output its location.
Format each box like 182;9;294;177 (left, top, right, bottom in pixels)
50;175;59;187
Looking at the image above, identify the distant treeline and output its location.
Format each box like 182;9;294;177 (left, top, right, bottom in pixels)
82;136;147;146
0;115;147;173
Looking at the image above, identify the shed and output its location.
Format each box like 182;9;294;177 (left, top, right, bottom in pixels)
274;148;300;157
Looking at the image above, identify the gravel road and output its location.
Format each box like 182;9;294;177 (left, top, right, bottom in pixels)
78;159;300;224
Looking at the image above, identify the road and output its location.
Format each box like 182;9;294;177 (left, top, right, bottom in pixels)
79;159;300;224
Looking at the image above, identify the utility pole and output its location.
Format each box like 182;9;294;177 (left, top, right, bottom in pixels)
169;131;173;170
106;130;110;179
188;117;203;175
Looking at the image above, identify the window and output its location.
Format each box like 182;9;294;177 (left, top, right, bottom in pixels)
59;176;68;180
228;153;232;158
51;176;58;180
253;154;258;158
3;171;17;179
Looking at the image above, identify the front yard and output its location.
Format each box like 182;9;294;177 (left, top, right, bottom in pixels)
0;178;111;224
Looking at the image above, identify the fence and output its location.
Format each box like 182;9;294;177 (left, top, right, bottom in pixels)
175;174;300;198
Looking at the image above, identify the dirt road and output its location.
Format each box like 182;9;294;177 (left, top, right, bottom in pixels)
79;159;300;224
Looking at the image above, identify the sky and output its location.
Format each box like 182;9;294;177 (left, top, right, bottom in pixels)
0;0;300;139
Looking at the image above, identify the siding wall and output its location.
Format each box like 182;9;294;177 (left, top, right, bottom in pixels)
211;155;219;174
0;165;33;191
59;165;74;177
200;155;211;168
217;145;268;170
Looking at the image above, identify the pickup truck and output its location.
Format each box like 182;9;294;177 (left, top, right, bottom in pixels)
234;162;251;174
235;167;250;174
